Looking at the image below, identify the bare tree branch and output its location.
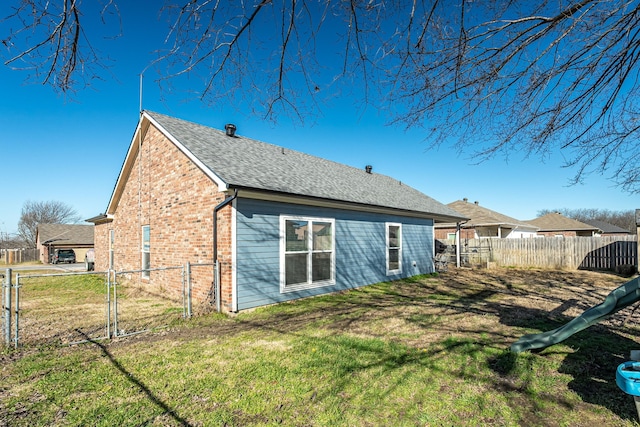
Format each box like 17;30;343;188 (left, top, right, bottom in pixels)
4;0;640;192
18;200;81;247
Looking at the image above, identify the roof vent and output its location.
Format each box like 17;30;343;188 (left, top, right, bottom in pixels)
224;123;237;137
463;198;468;203
474;201;479;205
365;165;372;174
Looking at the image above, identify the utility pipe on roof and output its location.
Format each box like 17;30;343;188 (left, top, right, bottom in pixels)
213;189;238;313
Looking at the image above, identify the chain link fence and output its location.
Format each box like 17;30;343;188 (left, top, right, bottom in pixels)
2;263;216;348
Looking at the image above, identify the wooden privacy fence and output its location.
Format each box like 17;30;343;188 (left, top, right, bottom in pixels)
0;249;39;264
456;236;637;270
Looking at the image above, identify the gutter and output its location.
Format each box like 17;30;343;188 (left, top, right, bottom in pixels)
213;189;238;313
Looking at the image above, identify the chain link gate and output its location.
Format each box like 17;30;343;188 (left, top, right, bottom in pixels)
13;270;111;346
110;266;188;339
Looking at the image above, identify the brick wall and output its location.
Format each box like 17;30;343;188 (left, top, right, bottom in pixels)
95;124;233;311
537;231;583;237
434;227;476;240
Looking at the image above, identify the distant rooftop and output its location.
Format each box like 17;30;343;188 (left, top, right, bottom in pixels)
582;219;630;234
37;224;94;245
525;213;600;232
435;199;536;229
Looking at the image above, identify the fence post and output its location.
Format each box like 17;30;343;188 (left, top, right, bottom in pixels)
185;262;192;318
3;268;11;346
113;270;118;337
14;274;20;348
106;270;112;339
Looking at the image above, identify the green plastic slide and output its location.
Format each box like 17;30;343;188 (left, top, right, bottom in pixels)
511;276;640;353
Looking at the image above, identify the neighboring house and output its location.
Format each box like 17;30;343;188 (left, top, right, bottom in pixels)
88;111;466;313
36;224;94;264
582;219;632;237
525;212;601;237
434;199;539;240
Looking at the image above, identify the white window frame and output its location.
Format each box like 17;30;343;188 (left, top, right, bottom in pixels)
141;225;150;279
386;222;402;275
280;215;336;293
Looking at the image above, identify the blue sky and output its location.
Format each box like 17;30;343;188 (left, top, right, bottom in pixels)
0;2;636;236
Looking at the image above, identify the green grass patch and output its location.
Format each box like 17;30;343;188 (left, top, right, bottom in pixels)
1;268;638;426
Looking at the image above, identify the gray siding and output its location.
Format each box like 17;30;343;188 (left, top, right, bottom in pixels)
235;198;435;310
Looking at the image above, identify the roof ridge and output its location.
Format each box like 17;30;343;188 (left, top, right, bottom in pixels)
140;111;468;222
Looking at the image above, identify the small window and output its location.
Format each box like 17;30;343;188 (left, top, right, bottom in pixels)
281;216;335;292
386;223;402;275
142;225;150;279
447;233;456;241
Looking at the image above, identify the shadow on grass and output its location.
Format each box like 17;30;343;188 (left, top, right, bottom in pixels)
77;330;193;427
489;303;639;422
254;269;640;423
116;268;639;424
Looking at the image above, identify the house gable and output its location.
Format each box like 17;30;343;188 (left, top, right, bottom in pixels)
105;113;229;218
526;213;600;237
434;199;537;239
93;119;227;304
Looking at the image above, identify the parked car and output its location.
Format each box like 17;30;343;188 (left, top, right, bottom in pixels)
85;249;95;271
52;249;76;264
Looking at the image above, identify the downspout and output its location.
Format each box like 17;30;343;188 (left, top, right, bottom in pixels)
213;189;238;313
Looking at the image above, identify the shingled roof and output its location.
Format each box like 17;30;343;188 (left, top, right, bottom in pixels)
525;212;600;232
108;111;466;223
37;224;94;245
581;219;630;235
436;199;537;230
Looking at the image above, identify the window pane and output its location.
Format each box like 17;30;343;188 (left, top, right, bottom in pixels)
142;226;150;252
285;220;308;252
142;252;150;270
312;253;331;282
313;222;332;251
285;253;308;286
388;248;400;271
142;252;150;278
388;225;400;248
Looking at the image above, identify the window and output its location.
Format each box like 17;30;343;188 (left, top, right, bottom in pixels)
447;233;456;241
142;225;150;279
386;223;402;275
281;216;335;292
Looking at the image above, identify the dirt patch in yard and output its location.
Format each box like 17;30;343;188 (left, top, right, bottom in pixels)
111;267;639;350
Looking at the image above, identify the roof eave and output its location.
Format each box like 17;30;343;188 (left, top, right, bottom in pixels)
85;214;113;225
232;186;468;222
